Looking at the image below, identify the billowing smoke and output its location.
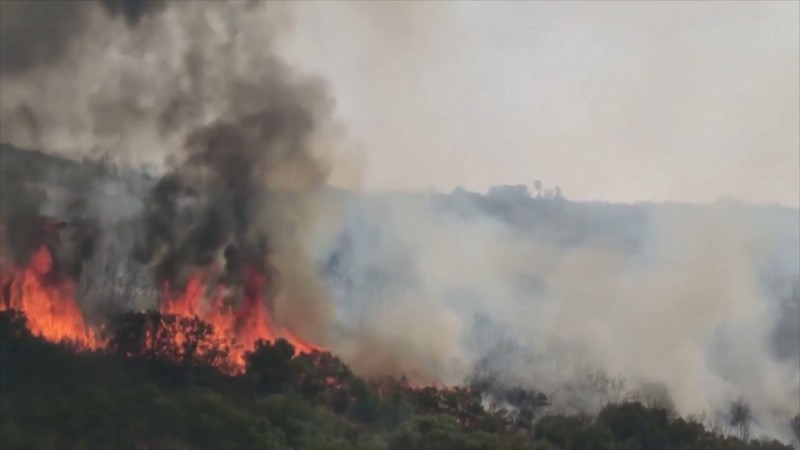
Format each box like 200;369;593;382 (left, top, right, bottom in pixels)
319;191;800;441
0;145;102;284
0;1;166;77
1;1;798;444
0;1;90;77
0;1;342;338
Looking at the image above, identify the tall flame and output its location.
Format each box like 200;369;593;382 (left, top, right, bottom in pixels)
0;245;99;348
1;245;321;372
160;265;321;370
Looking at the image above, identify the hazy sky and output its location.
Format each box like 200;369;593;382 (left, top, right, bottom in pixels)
280;1;799;206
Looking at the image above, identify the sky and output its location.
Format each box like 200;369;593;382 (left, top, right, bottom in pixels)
279;1;800;207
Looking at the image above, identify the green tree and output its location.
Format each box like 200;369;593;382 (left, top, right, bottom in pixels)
245;338;297;392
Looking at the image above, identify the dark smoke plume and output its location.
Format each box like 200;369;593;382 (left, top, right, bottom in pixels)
101;0;167;26
0;145;99;282
0;0;164;78
137;78;330;287
0;0;165;274
1;2;338;338
0;1;90;77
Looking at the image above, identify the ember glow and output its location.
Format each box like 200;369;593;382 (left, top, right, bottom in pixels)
1;244;321;373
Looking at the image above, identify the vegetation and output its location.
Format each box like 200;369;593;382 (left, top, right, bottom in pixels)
0;310;796;450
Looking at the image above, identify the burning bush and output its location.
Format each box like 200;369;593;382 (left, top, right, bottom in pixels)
0;227;322;375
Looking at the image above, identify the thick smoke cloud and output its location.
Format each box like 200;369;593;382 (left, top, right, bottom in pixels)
1;1;340;339
100;0;167;25
319;192;800;441
0;1;91;77
0;0;159;278
1;1;798;443
0;1;164;76
0;145;103;285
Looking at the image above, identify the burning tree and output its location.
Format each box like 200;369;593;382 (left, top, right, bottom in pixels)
0;213;323;374
0;242;100;349
1;0;335;379
107;311;234;372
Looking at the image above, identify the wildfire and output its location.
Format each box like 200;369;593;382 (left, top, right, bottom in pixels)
1;243;321;373
0;245;99;348
160;266;322;370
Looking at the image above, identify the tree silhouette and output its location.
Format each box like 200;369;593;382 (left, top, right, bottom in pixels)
729;399;753;442
533;180;543;198
245;338;297;391
108;311;232;372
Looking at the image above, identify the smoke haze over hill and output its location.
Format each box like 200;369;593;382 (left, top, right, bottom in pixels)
281;1;800;207
0;0;798;445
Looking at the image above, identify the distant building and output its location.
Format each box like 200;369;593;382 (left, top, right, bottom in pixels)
487;184;530;198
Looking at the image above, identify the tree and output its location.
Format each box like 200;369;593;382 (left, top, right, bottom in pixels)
0;309;31;340
2;308;796;450
597;401;669;449
533;180;543;198
108;311;233;373
728;399;753;442
245;338;297;392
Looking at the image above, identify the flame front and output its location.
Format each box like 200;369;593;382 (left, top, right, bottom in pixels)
160;266;321;370
0;245;99;348
1;245;321;372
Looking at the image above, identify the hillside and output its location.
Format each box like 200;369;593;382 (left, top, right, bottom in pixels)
1;309;797;450
1;144;799;449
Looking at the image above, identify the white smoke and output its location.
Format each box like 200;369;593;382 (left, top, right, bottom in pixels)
318;192;800;441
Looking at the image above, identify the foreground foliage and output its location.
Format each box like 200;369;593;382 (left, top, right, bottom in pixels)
0;310;795;450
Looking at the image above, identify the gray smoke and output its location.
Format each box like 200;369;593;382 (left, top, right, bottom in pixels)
0;1;343;340
2;2;798;443
0;1;91;77
318;191;800;442
0;0;166;77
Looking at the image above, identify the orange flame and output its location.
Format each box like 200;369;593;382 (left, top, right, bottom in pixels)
159;266;321;371
0;245;99;348
1;245;322;373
